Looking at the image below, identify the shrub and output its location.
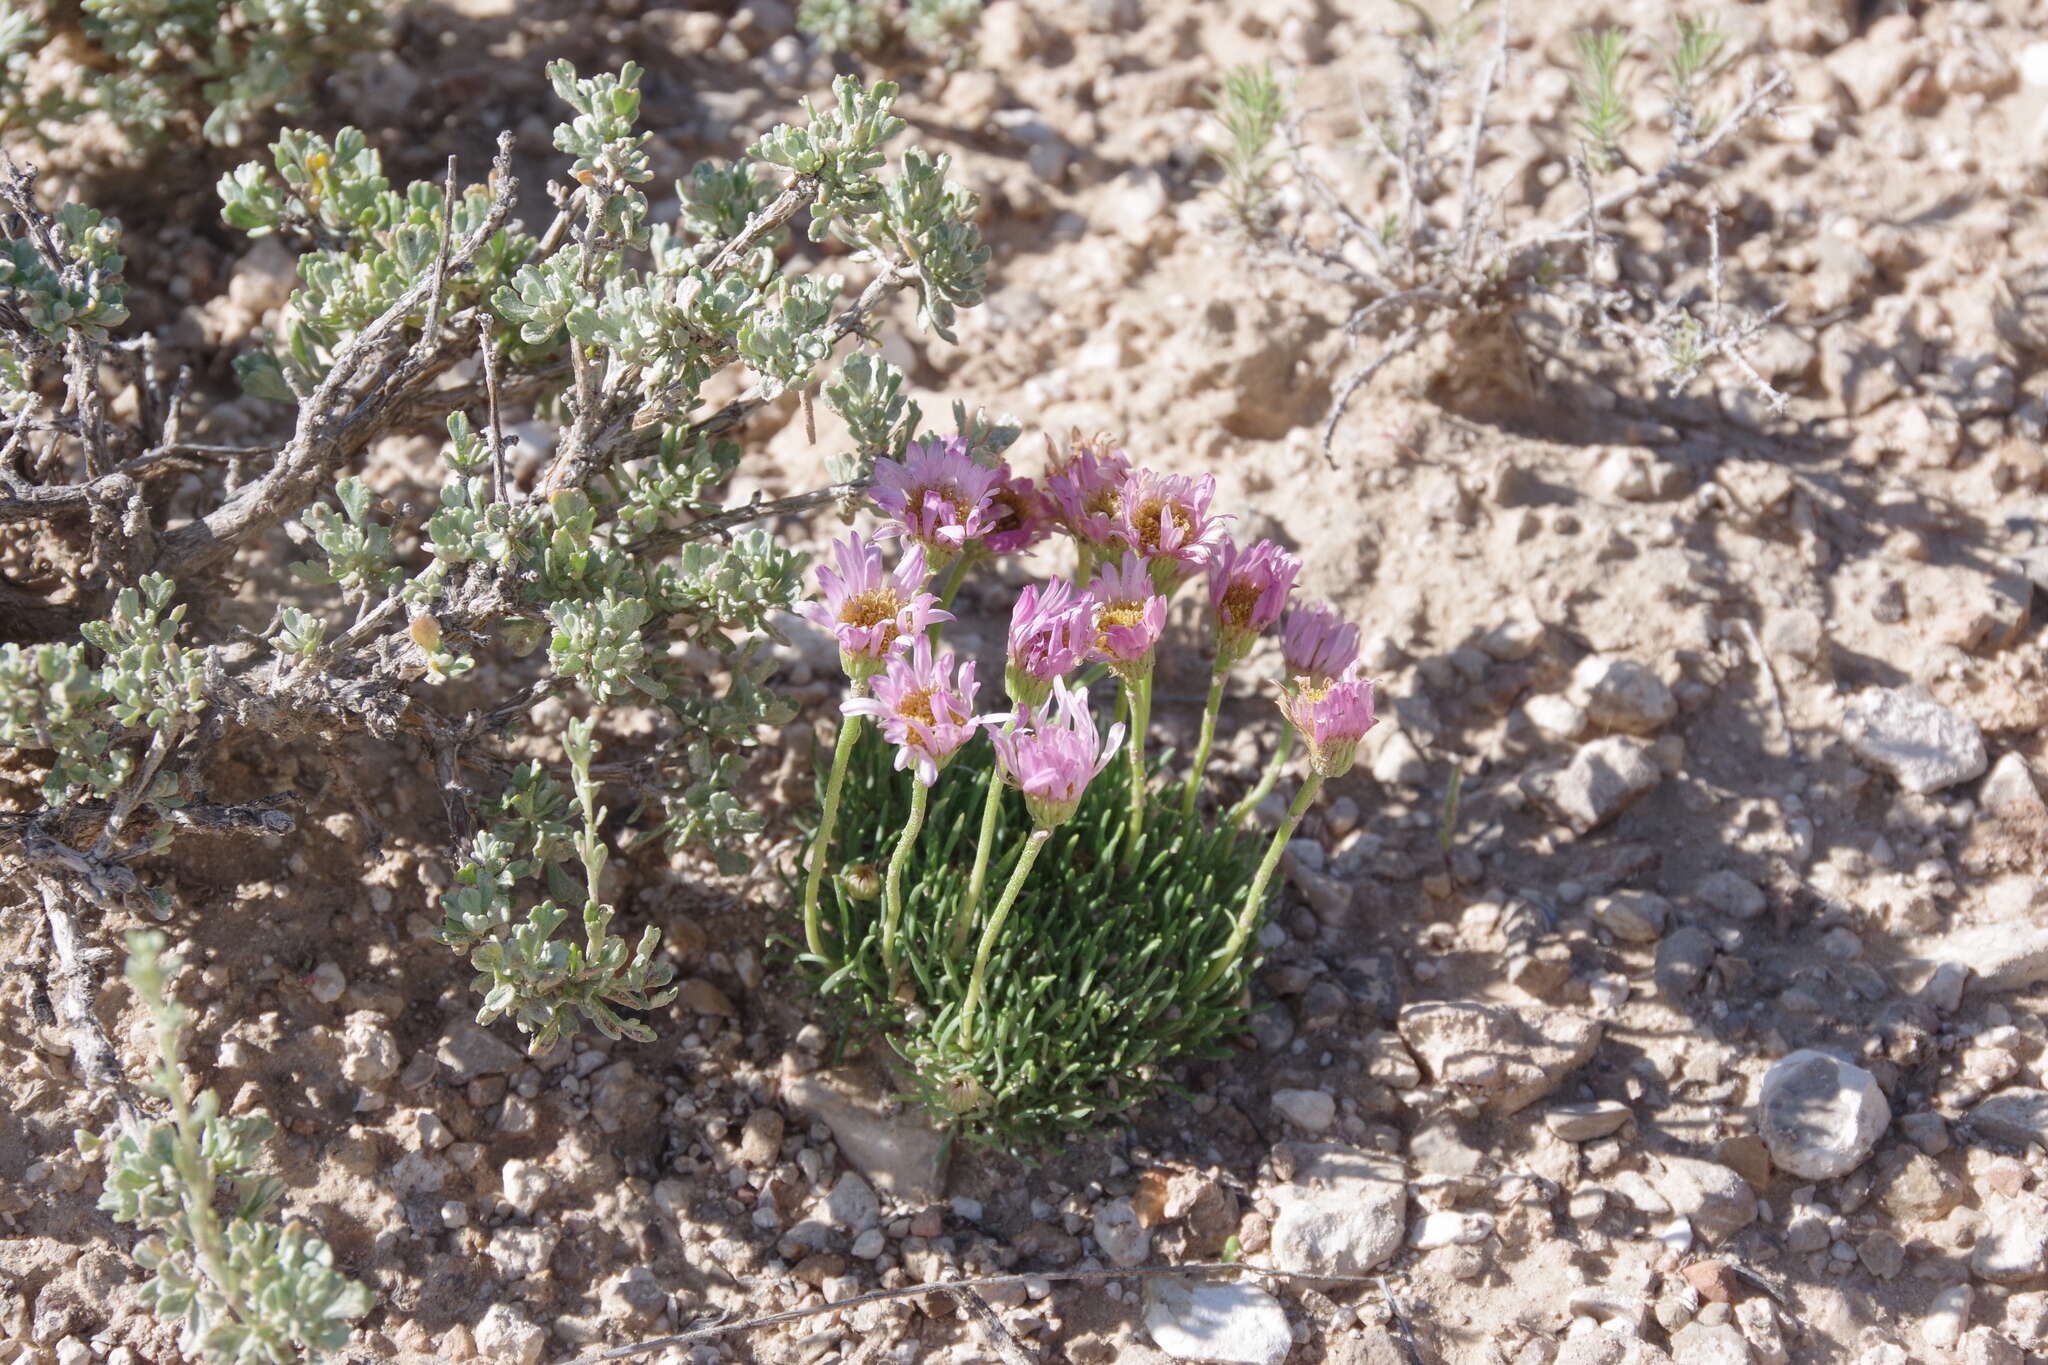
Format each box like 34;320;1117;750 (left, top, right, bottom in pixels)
0;0;379;149
1205;9;1789;452
1;63;988;1074
76;931;373;1364
795;432;1378;1144
797;0;983;63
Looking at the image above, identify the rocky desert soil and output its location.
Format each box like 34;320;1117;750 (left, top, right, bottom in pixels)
10;0;2048;1363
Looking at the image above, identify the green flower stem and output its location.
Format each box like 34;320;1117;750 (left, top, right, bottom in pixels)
1225;726;1297;831
881;776;931;977
930;553;973;641
1122;671;1154;868
1181;672;1226;820
953;762;1006;954
958;827;1050;1049
801;694;867;962
1196;771;1323;996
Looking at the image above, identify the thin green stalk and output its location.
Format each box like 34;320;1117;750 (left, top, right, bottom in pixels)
801;699;866;961
881;777;931;977
1122;672;1153;868
1195;771;1322;996
953;763;1006;954
1225;726;1296;831
959;827;1050;1048
1181;672;1226;819
934;552;972;616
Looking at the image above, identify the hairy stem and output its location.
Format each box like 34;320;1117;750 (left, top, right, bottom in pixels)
1196;772;1322;997
952;764;1006;955
881;777;931;978
959;827;1049;1049
801;699;866;962
1225;727;1296;831
1181;673;1226;820
1121;673;1152;869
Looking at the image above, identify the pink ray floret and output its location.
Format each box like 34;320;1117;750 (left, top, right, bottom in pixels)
1113;465;1228;588
1005;578;1095;707
870;436;1002;560
1042;437;1131;550
987;678;1127;828
1278;665;1378;778
1280;601;1360;687
799;532;951;678
1208;535;1302;667
985;467;1053;557
841;635;983;786
1086;551;1168;676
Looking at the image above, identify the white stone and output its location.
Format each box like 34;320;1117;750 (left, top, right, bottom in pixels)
784;1069;947;1202
1844;688;1987;794
1271;1089;1336;1133
1093;1197;1151;1267
308;961;346;1004
1525;694;1588;741
1399;1001;1600;1114
1695;871;1767;920
1589;890;1668;942
1143;1277;1292;1365
1409;1210;1493;1248
823;1171;880;1231
1925;1284;1973;1349
486;1225;559;1280
437;1020;525;1080
1981;753;2047;821
1545;1100;1632;1141
340;1011;400;1087
2022;41;2048;87
1523;736;1663;831
1973;1197;2048;1283
1971;1088;2048;1147
1268;1146;1407;1278
1757;1050;1890;1180
474;1303;546;1365
1573;655;1676;734
500;1158;555;1216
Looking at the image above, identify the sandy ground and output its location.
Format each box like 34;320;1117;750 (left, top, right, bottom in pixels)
10;1;2048;1362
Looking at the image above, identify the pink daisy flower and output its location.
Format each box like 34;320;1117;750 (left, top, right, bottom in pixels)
984;467;1053;557
1086;552;1168;679
987;678;1127;829
870;436;1002;565
1005;578;1095;708
1112;466;1228;592
1208;536;1302;671
1042;431;1132;555
1278;666;1378;778
841;634;982;786
1280;602;1360;688
799;532;951;680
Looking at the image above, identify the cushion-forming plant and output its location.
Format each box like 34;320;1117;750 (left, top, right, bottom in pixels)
798;431;1379;1143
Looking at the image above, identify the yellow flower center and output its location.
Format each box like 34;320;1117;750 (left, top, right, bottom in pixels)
1132;498;1193;553
911;483;967;527
1097;600;1147;652
900;687;937;725
1084;486;1121;522
840;587;899;631
1221;580;1262;628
